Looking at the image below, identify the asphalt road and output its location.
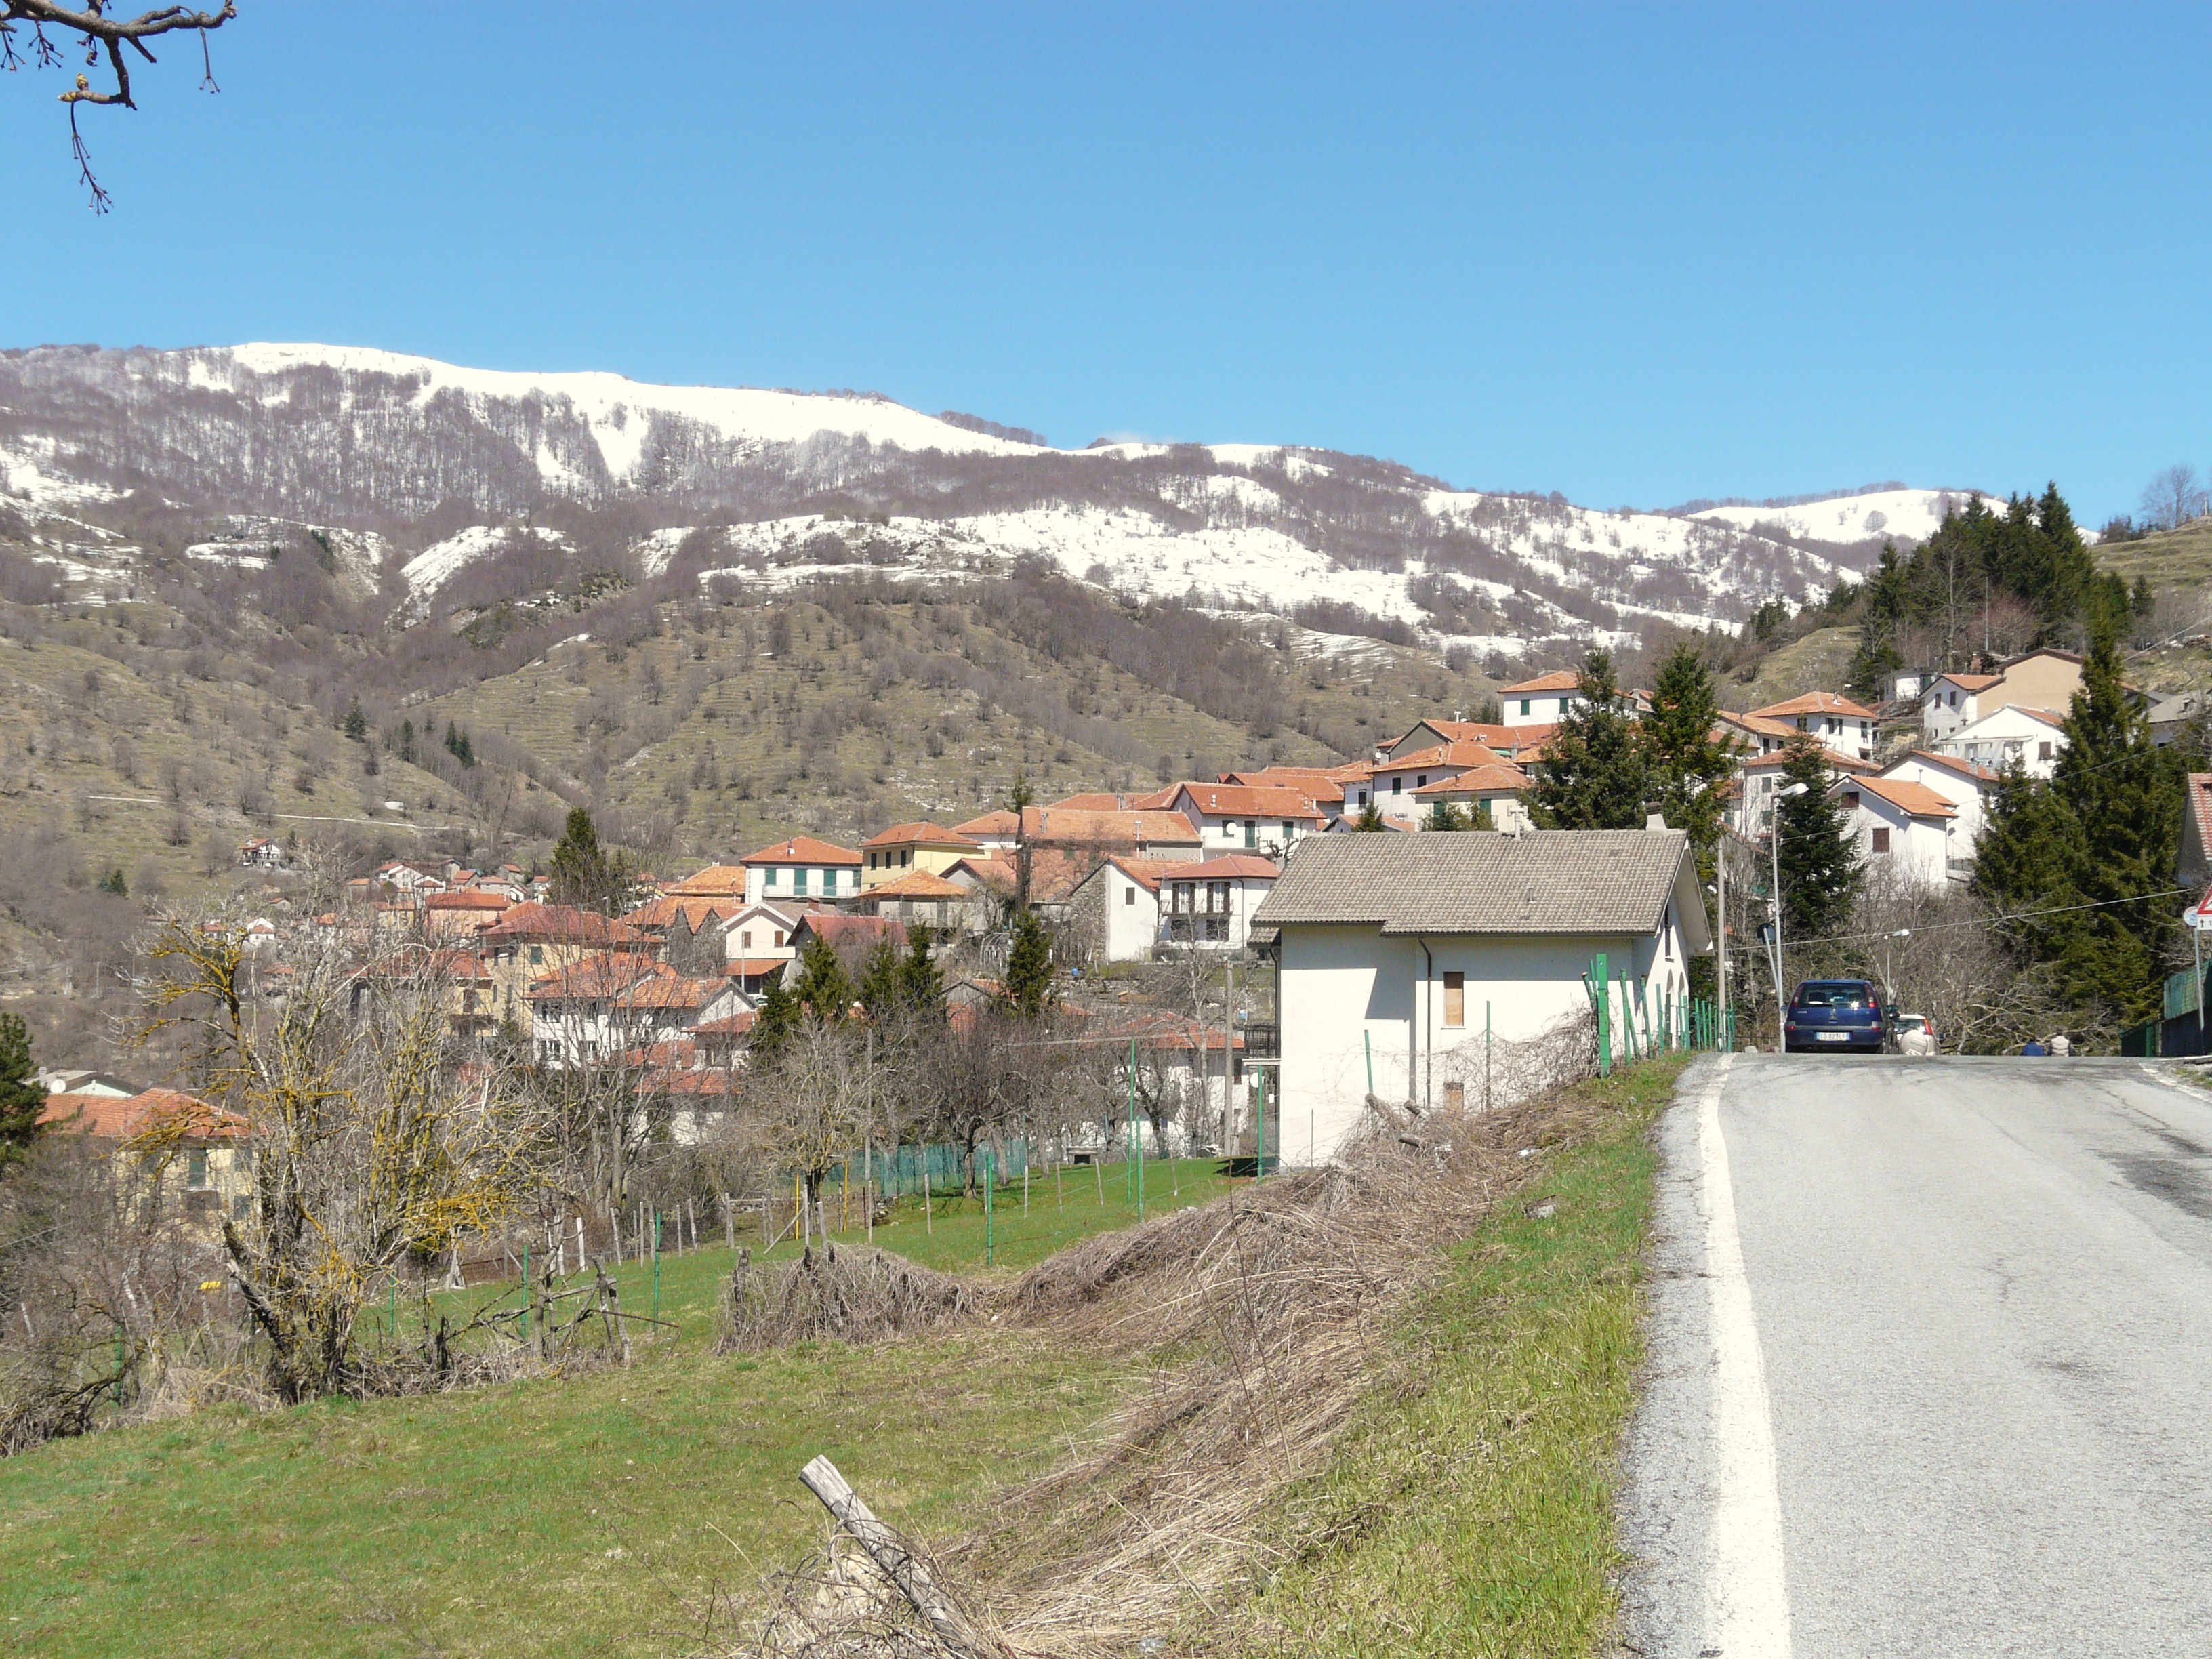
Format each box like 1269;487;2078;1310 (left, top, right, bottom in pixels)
1618;1054;2212;1658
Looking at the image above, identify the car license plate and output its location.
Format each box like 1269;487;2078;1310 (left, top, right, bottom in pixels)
1816;1031;1851;1042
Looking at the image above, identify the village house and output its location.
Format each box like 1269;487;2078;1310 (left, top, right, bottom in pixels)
859;823;982;888
1498;670;1586;727
1067;855;1181;963
1160;783;1326;857
1749;692;1881;762
38;1086;255;1224
424;888;516;941
1713;710;1800;758
840;868;970;933
1936;703;2067;779
1833;775;1962;888
1410;764;1537;829
527;956;740;1068
716;898;806;992
739;836;863;905
1917;649;2110;746
1876;750;2002;855
2180;775;2212;892
1725;747;1877;836
951;805;1203;859
783;912;910;994
1215;766;1358;823
1253;827;1707;1161
237;836;285;869
478;902;657;1036
1086;1010;1248;1157
1156;854;1279;950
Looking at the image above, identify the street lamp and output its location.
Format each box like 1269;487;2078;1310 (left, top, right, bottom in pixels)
1769;781;1808;1021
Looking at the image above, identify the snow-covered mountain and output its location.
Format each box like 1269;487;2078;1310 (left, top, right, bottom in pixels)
0;342;1988;652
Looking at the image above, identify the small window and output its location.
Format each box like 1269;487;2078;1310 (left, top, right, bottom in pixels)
1844;791;1860;808
767;867;781;885
824;870;838;895
1244;821;1257;849
1519;699;1531;716
773;930;785;947
795;869;809;895
1443;971;1465;1028
1416;774;1428;788
741;929;752;949
2039;742;2052;761
903;848;912;866
1124;887;1136;907
1391;777;1403;795
1872;827;1891;853
529;945;544;964
1282;821;1294;838
186;1149;208;1189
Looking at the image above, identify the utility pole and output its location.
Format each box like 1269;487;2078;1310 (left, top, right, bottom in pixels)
1716;831;1729;1038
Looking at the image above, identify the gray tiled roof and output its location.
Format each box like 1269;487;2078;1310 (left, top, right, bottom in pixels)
1252;830;1691;936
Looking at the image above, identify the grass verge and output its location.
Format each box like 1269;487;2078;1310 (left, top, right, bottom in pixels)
1211;1054;1686;1658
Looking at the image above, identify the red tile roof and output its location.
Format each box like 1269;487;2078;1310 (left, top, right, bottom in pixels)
663;864;751;897
426;890;512;912
529;952;658;1000
1500;670;1583;694
1751;691;1880;720
859;869;968;899
861;822;979;850
39;1087;248;1143
740;836;863;867
1412;763;1532;796
1366;738;1513;777
951;808;1202;846
1169;784;1328;820
1152;854;1282;882
1848;776;1958;819
480;903;653;948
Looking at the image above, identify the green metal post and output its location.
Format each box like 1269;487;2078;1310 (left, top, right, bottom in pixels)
1255;1067;1266;1185
651;1212;661;1327
983;1149;996;1265
521;1244;530;1338
1593;954;1611;1076
1126;1039;1138;1204
389;1277;398;1345
1364;1030;1374;1097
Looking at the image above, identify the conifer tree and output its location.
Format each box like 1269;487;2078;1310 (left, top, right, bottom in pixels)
0;1012;44;1170
747;972;800;1067
1425;798;1473;831
342;698;368;742
1353;802;1385;831
897;925;945;1019
548;807;626;914
1530;648;1648;830
2045;622;2182;1021
1002;910;1054;1019
857;936;905;1017
789;933;857;1022
1772;739;1858;943
1639;640;1735;855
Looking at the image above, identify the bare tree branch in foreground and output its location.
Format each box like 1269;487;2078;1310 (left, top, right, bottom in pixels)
2;3;236;211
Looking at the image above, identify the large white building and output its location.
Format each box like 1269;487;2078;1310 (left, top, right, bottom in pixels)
1936;704;2066;779
1498;670;1586;727
1749;692;1881;762
1252;829;1707;1162
1834;775;1962;888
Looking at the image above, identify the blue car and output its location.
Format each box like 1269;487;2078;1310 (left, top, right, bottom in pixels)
1784;978;1889;1054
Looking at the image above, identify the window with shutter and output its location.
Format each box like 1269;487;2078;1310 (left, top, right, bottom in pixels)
1872;827;1891;853
1124;886;1136;906
1443;970;1465;1028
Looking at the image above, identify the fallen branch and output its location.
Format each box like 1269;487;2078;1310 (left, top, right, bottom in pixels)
797;1455;991;1658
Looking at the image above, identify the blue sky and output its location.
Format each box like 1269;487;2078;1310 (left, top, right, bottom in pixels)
3;2;2206;522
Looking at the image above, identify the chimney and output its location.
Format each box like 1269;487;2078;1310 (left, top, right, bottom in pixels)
1643;801;1669;832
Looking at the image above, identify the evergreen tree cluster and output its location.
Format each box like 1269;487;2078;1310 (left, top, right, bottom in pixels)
0;1012;44;1170
1973;624;2187;1029
1530;642;1736;860
1849;487;2133;701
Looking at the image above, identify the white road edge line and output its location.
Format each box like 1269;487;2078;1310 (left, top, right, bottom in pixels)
1700;1054;1793;1658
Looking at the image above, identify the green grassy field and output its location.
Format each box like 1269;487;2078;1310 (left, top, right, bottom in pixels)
1220;1056;1685;1657
0;1158;1240;1659
0;1062;1693;1659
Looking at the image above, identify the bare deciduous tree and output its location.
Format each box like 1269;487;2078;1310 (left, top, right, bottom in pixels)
2140;463;2209;533
2;3;237;211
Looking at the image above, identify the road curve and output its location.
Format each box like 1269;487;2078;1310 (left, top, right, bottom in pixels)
1619;1054;2212;1658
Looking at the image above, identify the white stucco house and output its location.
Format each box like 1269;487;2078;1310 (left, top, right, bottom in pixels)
1162;783;1327;857
1252;828;1708;1162
1749;692;1881;762
1068;856;1175;962
1155;854;1279;950
740;836;863;905
1876;750;2001;855
1498;670;1586;726
1935;703;2066;779
1833;775;1960;888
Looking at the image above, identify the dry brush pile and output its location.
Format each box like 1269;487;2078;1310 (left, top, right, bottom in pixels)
716;1021;1623;1659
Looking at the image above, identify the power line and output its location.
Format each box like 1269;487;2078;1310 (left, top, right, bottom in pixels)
1779;885;2194;950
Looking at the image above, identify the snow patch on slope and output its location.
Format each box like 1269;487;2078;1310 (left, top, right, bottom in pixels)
401;525;564;600
1687;488;1994;547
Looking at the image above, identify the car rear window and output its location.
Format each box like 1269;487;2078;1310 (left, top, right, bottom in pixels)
1795;982;1872;1009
